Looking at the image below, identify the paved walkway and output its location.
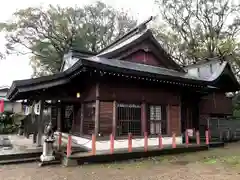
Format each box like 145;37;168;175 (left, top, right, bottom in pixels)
0;134;41;155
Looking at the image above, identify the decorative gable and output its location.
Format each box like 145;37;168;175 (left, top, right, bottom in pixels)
97;28;183;72
123;50;162;67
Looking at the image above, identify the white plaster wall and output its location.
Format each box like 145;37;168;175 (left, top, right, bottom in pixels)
55;132;182;151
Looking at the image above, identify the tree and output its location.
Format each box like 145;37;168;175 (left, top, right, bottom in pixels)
155;0;240;66
0;2;137;77
0;112;17;133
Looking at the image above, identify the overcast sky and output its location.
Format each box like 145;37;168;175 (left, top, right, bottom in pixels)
0;0;158;86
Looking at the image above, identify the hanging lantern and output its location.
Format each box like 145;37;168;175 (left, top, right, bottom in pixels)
76;92;81;98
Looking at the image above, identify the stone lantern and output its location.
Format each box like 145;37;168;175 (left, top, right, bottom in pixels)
40;121;55;165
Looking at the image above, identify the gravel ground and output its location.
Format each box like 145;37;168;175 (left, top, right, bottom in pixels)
1;143;240;180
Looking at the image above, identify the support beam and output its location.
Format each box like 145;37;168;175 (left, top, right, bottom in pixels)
37;100;44;147
141;102;147;135
95;83;100;135
112;100;117;136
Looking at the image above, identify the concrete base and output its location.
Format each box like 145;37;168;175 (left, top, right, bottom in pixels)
40;154;55;162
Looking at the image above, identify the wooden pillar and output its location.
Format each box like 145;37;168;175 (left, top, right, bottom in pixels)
112;100;117;136
95;83;100;135
70;105;75;133
57;105;62;132
80;103;84;135
141;102;147;135
178;102;182;135
167;104;171;136
31;101;37;144
37;100;44;147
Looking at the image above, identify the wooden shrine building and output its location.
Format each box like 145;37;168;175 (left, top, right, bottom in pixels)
6;18;240;150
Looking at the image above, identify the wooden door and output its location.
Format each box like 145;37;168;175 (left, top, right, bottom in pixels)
181;93;200;132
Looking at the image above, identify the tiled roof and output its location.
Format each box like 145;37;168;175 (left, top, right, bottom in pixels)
85;56;201;81
184;59;238;82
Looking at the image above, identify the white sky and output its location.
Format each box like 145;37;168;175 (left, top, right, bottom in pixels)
0;0;158;86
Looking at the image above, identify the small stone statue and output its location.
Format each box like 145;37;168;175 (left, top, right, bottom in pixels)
44;121;54;140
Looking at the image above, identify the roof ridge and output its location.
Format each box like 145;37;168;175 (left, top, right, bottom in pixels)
88;56;182;73
98;16;153;54
70;48;97;55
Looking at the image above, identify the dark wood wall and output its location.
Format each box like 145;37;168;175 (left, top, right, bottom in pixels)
199;92;233;115
98;81;181;136
99;81;180;105
59;80;234;137
97;99;182;137
168;105;181;136
99;101;113;135
81;84;96;102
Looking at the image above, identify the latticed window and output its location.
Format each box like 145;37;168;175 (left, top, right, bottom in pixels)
83;103;95;135
117;103;141;136
148;105;167;135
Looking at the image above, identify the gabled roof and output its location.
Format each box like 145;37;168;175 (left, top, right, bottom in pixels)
60;17;183;73
97;27;183;72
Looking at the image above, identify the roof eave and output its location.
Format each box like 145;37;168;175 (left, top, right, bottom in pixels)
7;59;85;101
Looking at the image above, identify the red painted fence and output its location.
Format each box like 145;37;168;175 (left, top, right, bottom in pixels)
61;130;210;157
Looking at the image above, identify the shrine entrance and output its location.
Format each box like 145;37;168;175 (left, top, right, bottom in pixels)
181;92;200;133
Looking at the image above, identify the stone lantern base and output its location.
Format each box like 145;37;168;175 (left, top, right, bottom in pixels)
40;138;55;162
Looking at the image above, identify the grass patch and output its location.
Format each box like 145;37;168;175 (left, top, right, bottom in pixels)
220;156;240;166
202;157;218;164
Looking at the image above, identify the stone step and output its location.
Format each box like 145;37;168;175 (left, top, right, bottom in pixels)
0;151;42;162
0;157;39;165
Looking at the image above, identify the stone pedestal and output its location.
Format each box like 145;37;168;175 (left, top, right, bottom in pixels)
40;139;55;162
18;120;24;136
